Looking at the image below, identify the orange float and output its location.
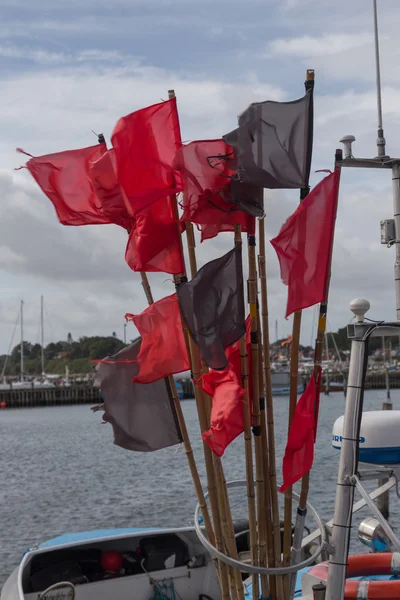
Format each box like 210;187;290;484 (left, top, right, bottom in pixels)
308;553;400;600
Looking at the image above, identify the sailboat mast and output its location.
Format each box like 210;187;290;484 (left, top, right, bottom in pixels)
20;300;24;383
41;295;45;374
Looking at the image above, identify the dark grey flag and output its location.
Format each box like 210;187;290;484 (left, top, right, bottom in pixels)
177;244;245;370
223;88;313;196
93;339;182;452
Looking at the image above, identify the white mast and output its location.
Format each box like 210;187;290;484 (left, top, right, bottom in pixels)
41;295;45;375
20;300;24;383
373;0;386;158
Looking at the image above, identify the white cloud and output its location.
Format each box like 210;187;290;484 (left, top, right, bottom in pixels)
268;33;372;58
1;0;400;353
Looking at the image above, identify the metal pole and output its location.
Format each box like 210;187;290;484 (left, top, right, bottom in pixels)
20;300;24;383
392;163;400;319
124;323;127;344
326;299;370;600
373;0;386;157
41;295;45;375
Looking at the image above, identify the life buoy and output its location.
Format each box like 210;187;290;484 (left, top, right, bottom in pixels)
308;553;400;600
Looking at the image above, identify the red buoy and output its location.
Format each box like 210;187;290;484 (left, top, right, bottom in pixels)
0;401;6;409
101;550;123;572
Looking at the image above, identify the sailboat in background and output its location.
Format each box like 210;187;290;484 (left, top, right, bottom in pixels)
0;297;55;389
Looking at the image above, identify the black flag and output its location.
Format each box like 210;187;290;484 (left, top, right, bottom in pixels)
223;88;313;198
93;339;182;452
178;244;245;370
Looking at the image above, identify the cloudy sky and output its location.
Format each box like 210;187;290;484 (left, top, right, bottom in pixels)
1;0;399;354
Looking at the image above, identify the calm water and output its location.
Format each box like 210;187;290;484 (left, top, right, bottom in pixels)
0;390;399;585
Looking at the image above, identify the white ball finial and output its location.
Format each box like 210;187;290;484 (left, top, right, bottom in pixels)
349;298;370;323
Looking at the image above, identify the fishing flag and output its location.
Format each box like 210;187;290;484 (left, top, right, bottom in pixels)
178;244;245;370
223;88;313;196
93;340;182;452
125;294;189;384
89;148;132;230
200;368;245;457
271;169;341;318
125;195;184;274
174;139;256;240
279;368;321;492
111;98;183;214
196;317;252;456
18;144;122;226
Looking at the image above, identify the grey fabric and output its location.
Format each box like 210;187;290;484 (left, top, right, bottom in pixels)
93;339;182;452
177;244;245;370
223;89;313;193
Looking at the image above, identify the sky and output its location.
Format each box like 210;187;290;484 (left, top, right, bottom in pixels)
1;0;400;354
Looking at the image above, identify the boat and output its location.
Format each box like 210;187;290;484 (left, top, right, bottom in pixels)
320;381;345;394
0;297;55;391
1;525;252;600
271;371;303;396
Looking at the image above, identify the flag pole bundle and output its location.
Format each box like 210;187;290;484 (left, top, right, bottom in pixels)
18;67;347;600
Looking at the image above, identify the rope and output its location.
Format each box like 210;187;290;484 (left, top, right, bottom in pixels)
148;580;177;600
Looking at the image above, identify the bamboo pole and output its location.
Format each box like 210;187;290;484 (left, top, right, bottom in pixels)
279;69;315;597
258;216;284;600
257;318;274;598
234;225;259;600
283;311;300;595
185;219;243;600
247;218;275;600
139;272;214;541
289;155;341;600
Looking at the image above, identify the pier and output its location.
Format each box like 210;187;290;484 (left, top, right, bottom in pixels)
0;386;100;409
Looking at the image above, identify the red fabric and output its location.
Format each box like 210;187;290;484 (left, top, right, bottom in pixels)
279;368;322;492
22;144;120;226
201;368;245;457
125;294;189;384
125;195;184;274
174;140;256;241
89;148;132;230
271;169;341;318
111;98;183;214
196;317;252;456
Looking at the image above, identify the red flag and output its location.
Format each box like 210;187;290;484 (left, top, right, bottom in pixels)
125;196;184;274
174;140;255;241
279;368;322;492
201;368;245;457
125;294;189;384
270;169;341;318
19;144;120;226
196;317;252;456
89;148;132;230
112;98;183;214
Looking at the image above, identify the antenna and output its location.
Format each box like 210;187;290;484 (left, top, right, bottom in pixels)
373;0;387;158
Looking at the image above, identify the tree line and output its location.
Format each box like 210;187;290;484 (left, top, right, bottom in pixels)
0;335;126;376
1;325;397;377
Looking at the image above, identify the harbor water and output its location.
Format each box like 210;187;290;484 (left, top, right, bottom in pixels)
0;389;399;586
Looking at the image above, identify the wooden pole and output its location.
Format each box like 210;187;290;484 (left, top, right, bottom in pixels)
184;220;240;600
290;156;341;599
283;69;315;595
258;216;284;600
247;219;274;600
234;225;259;600
139;272;214;541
